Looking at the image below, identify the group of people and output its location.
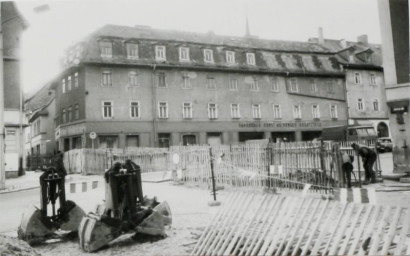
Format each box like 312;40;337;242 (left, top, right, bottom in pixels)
342;143;378;188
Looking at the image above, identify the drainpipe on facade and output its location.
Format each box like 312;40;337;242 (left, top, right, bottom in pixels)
0;3;5;189
151;65;157;147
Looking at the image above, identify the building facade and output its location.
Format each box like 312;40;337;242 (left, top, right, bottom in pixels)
378;0;409;173
49;25;349;150
2;2;27;177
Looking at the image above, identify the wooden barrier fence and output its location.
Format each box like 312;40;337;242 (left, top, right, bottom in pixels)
192;192;410;256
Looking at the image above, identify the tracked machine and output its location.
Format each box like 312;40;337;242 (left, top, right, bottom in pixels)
78;160;172;252
18;167;85;245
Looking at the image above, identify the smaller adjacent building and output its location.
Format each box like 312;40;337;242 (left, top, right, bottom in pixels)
309;30;390;138
24;83;56;169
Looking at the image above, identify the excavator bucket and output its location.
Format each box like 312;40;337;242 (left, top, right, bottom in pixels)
78;213;122;253
153;201;172;226
136;201;172;236
59;201;86;231
17;206;55;245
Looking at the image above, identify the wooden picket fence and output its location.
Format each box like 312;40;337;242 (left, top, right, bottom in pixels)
192;192;410;256
63;148;169;175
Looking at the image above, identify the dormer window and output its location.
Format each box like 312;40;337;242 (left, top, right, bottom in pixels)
246;53;256;65
179;47;190;61
126;43;138;59
155;45;166;61
100;41;112;58
226;51;235;64
204;49;214;63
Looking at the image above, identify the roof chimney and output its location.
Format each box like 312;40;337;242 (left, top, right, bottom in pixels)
340;39;347;48
318;27;324;45
357;34;368;45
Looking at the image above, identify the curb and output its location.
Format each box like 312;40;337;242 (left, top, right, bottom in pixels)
0;180;101;195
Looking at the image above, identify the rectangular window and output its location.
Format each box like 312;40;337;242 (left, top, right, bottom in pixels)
158;72;166;87
182;102;192;119
74;104;79;120
158;102;168;118
290;78;298;92
74;72;79;88
310;79;317;92
231;103;240;118
226;51;235;64
327;80;334;93
312;104;320;119
102;70;112;86
330;104;338;118
62;108;66;123
100;41;112;58
271;79;279;92
293;105;302;119
373;99;379;111
182;75;191;89
354;72;362;84
155;45;166;61
204;49;214;63
102;101;113;118
67;76;72;91
229;79;238;90
207;77;216;89
179;47;190;61
126;43;138;59
130;101;140;118
246;53;256;65
129;71;138;86
357;98;364;111
252;104;261;119
208;103;218;119
273;104;281;119
62;79;66;93
370;73;376;85
250;78;259;91
98;136;118;149
126;135;139;148
68;106;72;122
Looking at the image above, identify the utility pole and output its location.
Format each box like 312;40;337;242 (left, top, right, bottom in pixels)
0;3;5;189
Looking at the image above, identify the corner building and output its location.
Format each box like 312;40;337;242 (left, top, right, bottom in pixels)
52;25;347;150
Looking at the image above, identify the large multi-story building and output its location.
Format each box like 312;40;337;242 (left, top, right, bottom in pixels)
309;30;389;137
1;2;27;178
378;0;409;173
50;24;349;150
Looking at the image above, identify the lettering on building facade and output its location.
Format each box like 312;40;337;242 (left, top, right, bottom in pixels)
238;121;322;128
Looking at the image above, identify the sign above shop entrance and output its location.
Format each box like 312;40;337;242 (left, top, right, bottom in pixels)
238;121;322;128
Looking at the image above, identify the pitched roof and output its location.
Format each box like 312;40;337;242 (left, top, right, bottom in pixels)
91;24;331;53
308;38;382;67
24;82;54;112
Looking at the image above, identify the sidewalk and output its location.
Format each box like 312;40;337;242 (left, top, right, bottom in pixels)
0;170;172;194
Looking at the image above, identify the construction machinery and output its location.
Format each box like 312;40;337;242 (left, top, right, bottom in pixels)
17;167;85;245
78;159;172;252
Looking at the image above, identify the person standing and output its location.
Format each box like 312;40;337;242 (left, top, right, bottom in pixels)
351;143;377;184
341;151;354;188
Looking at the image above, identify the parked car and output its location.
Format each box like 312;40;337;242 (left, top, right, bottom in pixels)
376;137;393;152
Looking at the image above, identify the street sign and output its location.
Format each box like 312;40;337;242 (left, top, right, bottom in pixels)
89;132;97;140
172;153;180;164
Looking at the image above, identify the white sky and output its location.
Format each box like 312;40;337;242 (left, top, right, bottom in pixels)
15;0;382;95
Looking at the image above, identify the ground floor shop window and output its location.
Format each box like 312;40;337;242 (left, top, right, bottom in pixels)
271;132;295;143
126;135;139;148
301;131;322;141
72;137;82;149
207;133;222;145
182;134;197;146
239;132;264;142
98;136;118;149
158;133;170;148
